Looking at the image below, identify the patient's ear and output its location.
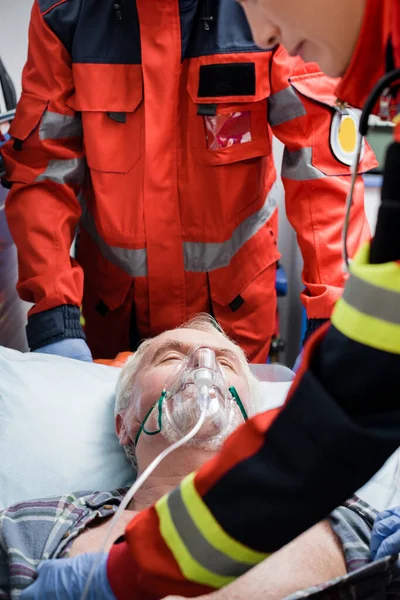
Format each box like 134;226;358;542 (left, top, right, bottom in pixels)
115;414;131;446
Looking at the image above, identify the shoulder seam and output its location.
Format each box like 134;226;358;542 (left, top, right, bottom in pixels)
38;0;69;17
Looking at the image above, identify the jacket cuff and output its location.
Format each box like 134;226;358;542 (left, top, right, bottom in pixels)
303;318;329;346
107;541;138;600
26;305;86;350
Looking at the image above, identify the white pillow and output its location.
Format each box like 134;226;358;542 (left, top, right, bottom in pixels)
0;346;134;509
356;449;400;511
250;364;294;414
2;347;393;515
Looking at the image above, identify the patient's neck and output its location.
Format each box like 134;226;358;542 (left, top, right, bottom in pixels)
127;448;212;512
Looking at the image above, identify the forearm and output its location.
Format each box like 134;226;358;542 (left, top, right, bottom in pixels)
195;521;346;600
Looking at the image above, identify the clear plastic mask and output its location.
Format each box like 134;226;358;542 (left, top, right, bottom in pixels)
134;347;248;447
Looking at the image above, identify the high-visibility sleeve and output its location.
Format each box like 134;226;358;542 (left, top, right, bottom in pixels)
332;243;400;354
107;249;400;599
2;1;85;346
268;45;376;320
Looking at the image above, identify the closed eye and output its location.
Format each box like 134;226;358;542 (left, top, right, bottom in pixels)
158;353;183;364
218;358;237;371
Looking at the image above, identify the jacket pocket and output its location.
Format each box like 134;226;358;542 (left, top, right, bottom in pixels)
187;54;272;167
67;64;143;173
208;218;279;308
6;93;49;183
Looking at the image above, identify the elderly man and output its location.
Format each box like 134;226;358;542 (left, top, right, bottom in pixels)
0;315;379;600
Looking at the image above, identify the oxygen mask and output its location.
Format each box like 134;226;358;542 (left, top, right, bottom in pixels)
134;346;248;450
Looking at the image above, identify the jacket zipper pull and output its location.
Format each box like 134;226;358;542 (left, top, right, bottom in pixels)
113;2;123;21
200;15;214;31
200;0;213;31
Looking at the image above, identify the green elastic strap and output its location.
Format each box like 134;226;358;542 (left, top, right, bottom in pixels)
134;390;167;447
229;386;248;421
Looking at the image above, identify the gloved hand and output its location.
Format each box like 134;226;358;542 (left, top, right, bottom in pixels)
293;351;303;373
20;553;116;600
33;338;93;362
371;507;400;561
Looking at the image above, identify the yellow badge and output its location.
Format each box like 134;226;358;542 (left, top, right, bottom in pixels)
330;109;364;166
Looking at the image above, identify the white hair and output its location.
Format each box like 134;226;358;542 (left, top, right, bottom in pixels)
115;313;258;469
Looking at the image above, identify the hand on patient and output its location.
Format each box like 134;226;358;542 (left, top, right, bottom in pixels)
371;507;400;560
19;553;115;600
33;338;93;362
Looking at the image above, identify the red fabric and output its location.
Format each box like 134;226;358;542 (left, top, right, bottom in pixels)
3;0;371;361
94;352;132;367
336;0;391;110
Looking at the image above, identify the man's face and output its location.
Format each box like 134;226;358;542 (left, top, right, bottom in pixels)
119;328;252;472
236;0;365;77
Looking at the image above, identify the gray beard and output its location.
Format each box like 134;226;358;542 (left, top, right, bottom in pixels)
160;400;243;452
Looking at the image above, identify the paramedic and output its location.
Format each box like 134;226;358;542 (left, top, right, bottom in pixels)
1;316;379;599
1;0;374;362
8;0;400;598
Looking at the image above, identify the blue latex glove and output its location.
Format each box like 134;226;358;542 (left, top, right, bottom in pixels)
293;351;303;373
33;338;93;362
20;553;116;600
371;507;400;560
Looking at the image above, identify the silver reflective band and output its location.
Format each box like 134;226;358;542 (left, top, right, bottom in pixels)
167;486;252;578
79;179;280;277
268;86;307;128
35;158;86;185
281;146;326;181
184;181;280;272
39;111;83;141
78;198;148;278
342;272;400;325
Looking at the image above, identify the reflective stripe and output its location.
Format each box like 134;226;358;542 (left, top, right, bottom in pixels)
184;181;280;272
346;243;400;295
180;473;269;566
156;493;232;589
332;298;400;355
342;273;400;325
78;179;280;278
78;197;148;278
39;111;83;141
168;486;252;577
331;242;400;355
281;147;326;180
35;158;86;185
156;473;267;588
268;86;307;127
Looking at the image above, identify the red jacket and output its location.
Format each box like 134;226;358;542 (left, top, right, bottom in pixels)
2;0;374;359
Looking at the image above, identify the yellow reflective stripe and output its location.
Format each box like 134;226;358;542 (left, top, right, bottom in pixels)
350;243;400;294
181;473;269;566
156;493;234;589
332;298;400;355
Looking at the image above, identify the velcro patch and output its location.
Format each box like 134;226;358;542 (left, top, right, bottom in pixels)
198;63;256;98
